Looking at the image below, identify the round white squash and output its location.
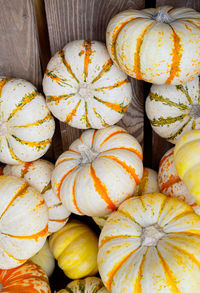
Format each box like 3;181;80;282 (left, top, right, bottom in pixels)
146;76;200;143
3;159;70;234
52;125;143;217
0;77;55;164
106;6;200;85
98;193;200;292
43;40;132;129
0;175;48;269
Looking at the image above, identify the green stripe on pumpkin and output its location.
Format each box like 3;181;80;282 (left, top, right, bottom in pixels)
167;117;191;141
150;113;188;127
6;138;23;163
46;93;76;104
148;92;189;111
93;96;128;114
45;70;73;87
84;101;91;128
11;135;51;150
65;287;73;293
91;59;113;84
59;49;79;83
176;85;193;105
93;107;108;127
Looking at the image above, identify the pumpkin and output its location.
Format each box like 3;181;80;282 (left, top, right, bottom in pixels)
146;76;200;143
49;220;98;279
0;77;55;164
98;193;200;292
106;6;200;85
0;175;48;269
52;125;143;217
57;277;109;293
0;261;51;292
174;129;200;204
31;240;55;277
42;40;132;129
3;159;70;234
158;147;200;216
93;167;159;228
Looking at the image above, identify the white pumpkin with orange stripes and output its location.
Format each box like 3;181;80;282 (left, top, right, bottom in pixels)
98;193;200;292
0;175;48;269
3;159;70;234
43;40;132;129
106;6;200;85
52;126;143;217
0;77;55;164
146;76;200;143
158;147;200;216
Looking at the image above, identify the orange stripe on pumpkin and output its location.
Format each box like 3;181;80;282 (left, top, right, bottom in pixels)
93;96;129;114
83;40;92;82
49;217;69;223
46;93;76;103
91;59;113;84
133;248;148;293
90;165;116;210
21;162;33;178
2;224;48;241
159;149;174;168
92;130;97;145
65;100;81;123
94;78;129;91
69;149;79;153
165;26;183;84
0;77;9;97
6;139;23;163
56;167;78;200
11;135;52;149
14;112;52;128
100;130;127;147
55;158;76;167
0;247;26;263
72;177;84;215
101;147;143;160
59;49;79;83
99;234;138;249
45;69;68;86
160;175;181;192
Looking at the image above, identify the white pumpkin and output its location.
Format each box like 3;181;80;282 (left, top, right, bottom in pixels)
3;159;70;234
0;77;55;164
146;76;200;143
0;175;48;269
52;125;143;217
106;6;200;85
42;40;132;129
158;147;200;215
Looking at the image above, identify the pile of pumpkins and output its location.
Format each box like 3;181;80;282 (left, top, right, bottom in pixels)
1;5;200;293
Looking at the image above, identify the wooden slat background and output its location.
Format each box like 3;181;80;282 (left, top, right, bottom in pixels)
0;0;199;291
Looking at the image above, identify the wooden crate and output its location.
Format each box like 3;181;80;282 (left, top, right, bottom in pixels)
0;0;200;291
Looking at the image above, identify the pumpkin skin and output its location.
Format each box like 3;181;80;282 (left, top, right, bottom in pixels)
3;159;70;234
57;277;109;293
0;175;48;269
93;167;159;228
106;6;200;85
49;220;98;279
52;125;143;217
98;193;200;292
42;40;132;129
174;130;200;204
158;147;200;216
31;240;55;277
146;76;200;143
0;261;51;293
0;77;55;164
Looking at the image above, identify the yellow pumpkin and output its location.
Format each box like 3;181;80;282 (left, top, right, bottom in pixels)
49;220;98;279
174;129;200;204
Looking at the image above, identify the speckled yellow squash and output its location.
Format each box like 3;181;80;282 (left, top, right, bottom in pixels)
174;130;200;204
52;125;143;217
49;220;98;279
57;277;109;293
98;193;200;292
3;159;70;234
0;77;55;164
146;76;200;143
0;175;48;269
106;6;200;85
159;147;200;215
43;40;132;129
0;261;51;293
93;167;159;228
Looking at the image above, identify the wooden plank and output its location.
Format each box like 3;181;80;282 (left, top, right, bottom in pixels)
156;0;200;8
0;0;42;88
44;0;145;151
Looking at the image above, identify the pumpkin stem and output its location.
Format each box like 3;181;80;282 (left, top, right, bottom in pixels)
78;144;99;164
0;120;8;136
153;8;174;23
141;223;165;246
189;104;200;119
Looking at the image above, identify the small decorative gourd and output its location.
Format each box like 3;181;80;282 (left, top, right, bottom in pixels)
43;40;132;129
49;220;98;279
0;77;55;164
52;125;143;217
106;6;200;85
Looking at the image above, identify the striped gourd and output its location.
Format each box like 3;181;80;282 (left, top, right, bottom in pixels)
98;193;200;292
158;147;200;215
3;159;70;234
146;76;200;143
51;125;143;217
106;6;200;85
43;40;132;129
57;277;109;293
0;175;48;269
93;167;159;228
0;77;55;164
0;261;51;293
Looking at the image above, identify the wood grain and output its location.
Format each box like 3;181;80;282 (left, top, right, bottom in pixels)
44;0;145;151
0;0;42;88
